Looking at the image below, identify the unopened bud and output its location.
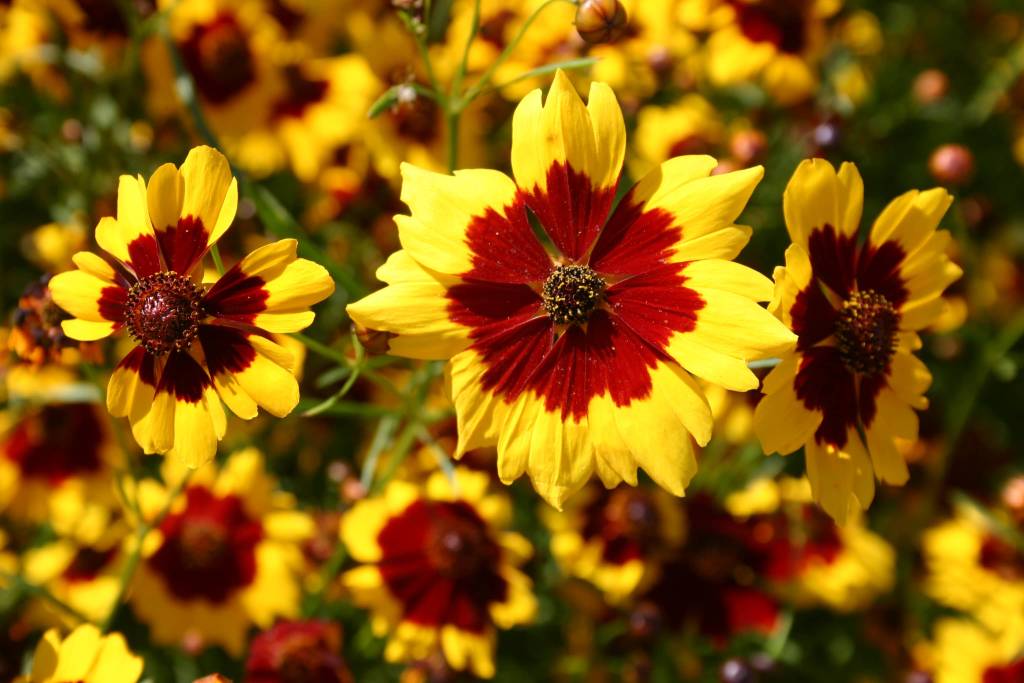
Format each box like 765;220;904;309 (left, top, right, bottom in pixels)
575;0;628;45
1002;476;1024;523
353;322;396;356
730;129;768;165
928;144;974;185
913;69;949;105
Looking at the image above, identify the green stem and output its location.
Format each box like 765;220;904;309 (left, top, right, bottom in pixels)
360;415;400;491
1;573;92;624
461;0;576;106
304;542;348;617
210;243;225;274
101;471;192;632
292;332;348;367
446;109;461;174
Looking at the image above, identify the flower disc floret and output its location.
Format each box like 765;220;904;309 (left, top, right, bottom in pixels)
542;264;606;325
125;271;204;356
834;289;898;376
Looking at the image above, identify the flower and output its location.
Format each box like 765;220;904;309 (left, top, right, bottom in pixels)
48;146;334;467
683;0;841;105
922;507;1024;637
753;159;960;523
245;619;354;683
347;70;794;507
129;448;314;655
724;477;894;612
543;483;685;602
0;404;117;526
340;468;536;678
14;624;143;683
923;619;1024;683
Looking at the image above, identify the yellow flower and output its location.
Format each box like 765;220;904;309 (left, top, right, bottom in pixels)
726;477;894;612
340;468;536;678
129;448;314;655
630;96;725;181
685;0;841;105
754;159;960;523
923;618;1024;683
347;71;794;507
14;624;143;683
922;508;1024;637
48;146;334;467
543;483;685;603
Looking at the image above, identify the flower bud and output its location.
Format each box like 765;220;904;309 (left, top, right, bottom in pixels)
1002;475;1024;523
913;69;949;105
928;144;974;185
575;0;628;45
730;129;768;165
353;322;396;355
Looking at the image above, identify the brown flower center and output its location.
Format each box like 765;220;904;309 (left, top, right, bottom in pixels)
178;519;229;571
605;489;661;543
425;513;495;580
835;289;898;376
730;0;809;55
181;13;256;105
542;264;606;325
125;272;204;356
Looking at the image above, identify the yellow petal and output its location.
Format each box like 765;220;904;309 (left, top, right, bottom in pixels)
50;270;123;323
783;158;841;246
179;145;236;247
146;162;184;231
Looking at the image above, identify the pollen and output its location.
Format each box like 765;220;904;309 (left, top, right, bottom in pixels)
542;264;606;325
835;289;899;376
125;271;204;356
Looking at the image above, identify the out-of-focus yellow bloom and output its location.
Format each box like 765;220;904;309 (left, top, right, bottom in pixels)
14;624;143;683
129;448;314;655
922;618;1024;683
0;0;68;100
726;477;894;612
340;469;536;678
838;10;883;56
630;96;725;179
923;507;1024;637
22;222;88;272
543;483;685;602
681;0;842;105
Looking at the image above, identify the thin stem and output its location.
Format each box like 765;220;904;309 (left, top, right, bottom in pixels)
360;415;400;491
461;0;576;106
446;109;461;174
101;471;192;632
1;573;92;624
210;243;225;274
452;0;482;98
292;332;349;367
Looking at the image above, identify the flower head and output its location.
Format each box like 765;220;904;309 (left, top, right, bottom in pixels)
347;71;794;508
14;624;143;683
340;468;536;678
245;620;354;683
130;449;313;655
754;159;960;523
48;146;334;467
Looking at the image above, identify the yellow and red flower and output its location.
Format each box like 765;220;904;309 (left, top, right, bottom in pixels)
922;507;1024;638
14;624;143;683
543;483;685;602
245;619;354;683
48;146;334;467
129;448;314;655
921;618;1024;683
346;71;795;508
682;0;841;105
754;159;960;523
340;468;536;678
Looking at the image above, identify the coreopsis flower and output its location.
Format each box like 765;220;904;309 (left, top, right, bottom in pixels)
724;477;894;611
13;624;143;683
245;620;354;683
347;71;794;507
8;277;101;368
753;159;960;523
340;468;537;678
543;483;685;602
681;0;840;105
0;404;116;524
129;449;314;655
922;508;1024;637
923;619;1024;683
48;146;334;467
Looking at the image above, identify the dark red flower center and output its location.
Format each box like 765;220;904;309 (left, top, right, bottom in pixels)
273;66;329;120
979;534;1024;582
64;546;118;583
246;621;352;683
542;264;606;325
834;289;898;376
425;510;496;580
180;13;256;105
76;0;129;37
730;0;808;55
125;271;204;356
3;404;104;484
983;660;1024;683
148;488;262;603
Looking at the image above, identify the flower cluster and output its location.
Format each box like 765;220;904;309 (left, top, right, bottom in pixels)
0;0;1021;681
